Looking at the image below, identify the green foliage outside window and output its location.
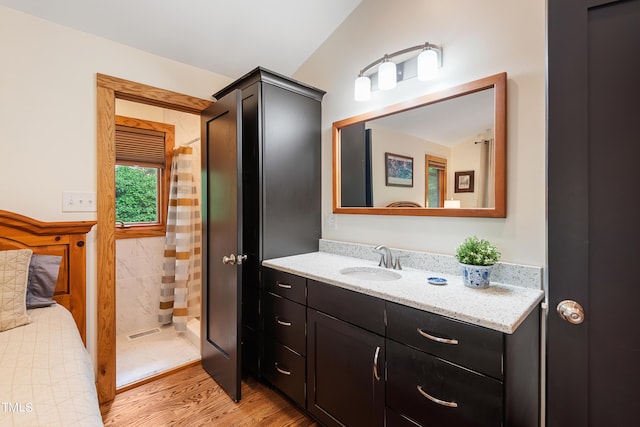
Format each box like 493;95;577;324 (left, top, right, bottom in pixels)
115;165;159;223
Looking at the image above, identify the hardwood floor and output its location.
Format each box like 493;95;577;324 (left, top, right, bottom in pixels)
100;363;318;426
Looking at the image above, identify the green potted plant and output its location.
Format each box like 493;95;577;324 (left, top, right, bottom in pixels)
454;236;501;288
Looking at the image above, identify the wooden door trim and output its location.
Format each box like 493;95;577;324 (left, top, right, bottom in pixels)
96;74;212;403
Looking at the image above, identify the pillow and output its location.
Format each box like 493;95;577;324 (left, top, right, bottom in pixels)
26;254;62;309
0;249;33;332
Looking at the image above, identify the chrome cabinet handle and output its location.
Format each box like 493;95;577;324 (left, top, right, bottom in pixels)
222;254;247;265
276;317;292;327
557;300;585;325
417;385;458;408
373;346;381;381
275;363;291;376
417;328;459;345
277;281;292;289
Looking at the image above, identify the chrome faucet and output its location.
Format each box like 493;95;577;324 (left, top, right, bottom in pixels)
374;245;393;269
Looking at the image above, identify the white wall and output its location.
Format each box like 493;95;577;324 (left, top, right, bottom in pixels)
0;6;231;362
294;0;546;268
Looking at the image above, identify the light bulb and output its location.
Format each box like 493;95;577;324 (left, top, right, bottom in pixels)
417;49;439;81
378;60;397;90
354;75;371;101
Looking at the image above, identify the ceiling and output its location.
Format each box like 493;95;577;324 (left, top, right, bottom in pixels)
0;0;361;78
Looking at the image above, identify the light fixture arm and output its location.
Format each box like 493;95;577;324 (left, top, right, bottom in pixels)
358;42;442;77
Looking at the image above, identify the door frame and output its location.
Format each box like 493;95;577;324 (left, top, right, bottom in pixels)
96;74;212;403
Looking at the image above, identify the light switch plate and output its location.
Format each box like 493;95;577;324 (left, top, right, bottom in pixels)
62;191;97;212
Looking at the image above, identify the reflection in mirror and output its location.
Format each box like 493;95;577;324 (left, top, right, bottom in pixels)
333;73;506;218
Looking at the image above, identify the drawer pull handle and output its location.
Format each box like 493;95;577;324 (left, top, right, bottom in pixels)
373;346;381;381
417;385;458;408
277;281;292;289
276;317;292;327
417;328;459;345
275;363;291;376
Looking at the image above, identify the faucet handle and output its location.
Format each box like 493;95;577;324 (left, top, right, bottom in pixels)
393;255;407;270
373;246;387;267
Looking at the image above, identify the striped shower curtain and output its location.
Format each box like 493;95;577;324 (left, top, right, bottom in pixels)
159;146;201;332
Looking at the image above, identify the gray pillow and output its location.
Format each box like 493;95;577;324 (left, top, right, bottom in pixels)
26;254;62;309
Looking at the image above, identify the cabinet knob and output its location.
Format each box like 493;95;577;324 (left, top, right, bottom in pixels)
417;328;459;345
275;317;292;327
417;385;458;408
275;362;291;376
373;346;381;381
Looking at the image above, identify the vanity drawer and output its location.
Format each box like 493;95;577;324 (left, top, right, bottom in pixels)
307;279;385;335
263;338;306;409
263;292;306;356
386;339;503;427
386;301;503;379
263;267;306;304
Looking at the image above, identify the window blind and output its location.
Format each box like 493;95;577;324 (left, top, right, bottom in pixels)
427;158;446;170
115;125;166;168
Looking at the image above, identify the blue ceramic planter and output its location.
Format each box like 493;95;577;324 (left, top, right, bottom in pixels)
460;263;493;288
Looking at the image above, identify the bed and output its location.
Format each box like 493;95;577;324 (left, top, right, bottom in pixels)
0;210;103;426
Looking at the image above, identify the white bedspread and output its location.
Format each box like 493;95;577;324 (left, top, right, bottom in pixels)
0;304;103;426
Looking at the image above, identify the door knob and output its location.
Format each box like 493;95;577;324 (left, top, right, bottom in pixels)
557;300;585;325
222;254;236;265
222;254;247;265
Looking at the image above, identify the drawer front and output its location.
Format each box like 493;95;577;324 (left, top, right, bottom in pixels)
263;339;306;409
386;407;423;427
386;301;503;379
307;279;385;335
263;292;306;356
386;339;503;427
263;268;306;304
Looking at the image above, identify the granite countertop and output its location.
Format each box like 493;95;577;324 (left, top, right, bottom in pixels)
262;251;544;334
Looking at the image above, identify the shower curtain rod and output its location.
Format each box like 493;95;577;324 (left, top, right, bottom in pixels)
184;137;200;146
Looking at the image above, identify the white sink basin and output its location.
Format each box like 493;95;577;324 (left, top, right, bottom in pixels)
339;266;401;281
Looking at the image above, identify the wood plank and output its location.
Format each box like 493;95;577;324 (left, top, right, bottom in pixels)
101;364;317;426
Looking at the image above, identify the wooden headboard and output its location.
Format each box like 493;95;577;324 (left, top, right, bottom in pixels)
0;210;95;344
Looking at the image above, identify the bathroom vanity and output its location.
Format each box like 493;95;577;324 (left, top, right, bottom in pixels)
261;249;543;427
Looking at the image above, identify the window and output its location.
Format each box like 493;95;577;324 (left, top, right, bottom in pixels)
425;155;447;208
115;116;174;238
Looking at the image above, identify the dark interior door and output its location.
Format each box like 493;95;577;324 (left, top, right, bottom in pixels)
201;89;243;401
547;0;640;424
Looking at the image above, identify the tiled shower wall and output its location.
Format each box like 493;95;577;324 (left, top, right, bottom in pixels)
116;237;165;335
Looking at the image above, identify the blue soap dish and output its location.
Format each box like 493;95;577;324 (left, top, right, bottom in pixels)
427;277;448;285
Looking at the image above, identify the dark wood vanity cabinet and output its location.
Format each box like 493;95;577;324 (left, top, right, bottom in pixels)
261;268;308;408
260;268;540;427
206;68;324;382
386;302;540;427
306;280;386;427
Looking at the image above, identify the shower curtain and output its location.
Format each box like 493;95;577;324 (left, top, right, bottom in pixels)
159;146;201;332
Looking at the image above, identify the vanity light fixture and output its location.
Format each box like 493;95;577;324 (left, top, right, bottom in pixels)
354;42;443;101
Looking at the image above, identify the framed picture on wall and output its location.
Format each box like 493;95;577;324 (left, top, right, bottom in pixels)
454;170;475;193
385;152;413;187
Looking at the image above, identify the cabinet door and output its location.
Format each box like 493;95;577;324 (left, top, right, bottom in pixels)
200;89;243;401
307;309;384;427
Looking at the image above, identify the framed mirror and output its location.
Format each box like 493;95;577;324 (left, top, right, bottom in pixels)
332;72;506;218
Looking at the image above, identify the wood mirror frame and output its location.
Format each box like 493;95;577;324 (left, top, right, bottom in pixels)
332;72;506;218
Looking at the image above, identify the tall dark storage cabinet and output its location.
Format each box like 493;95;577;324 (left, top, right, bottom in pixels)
201;67;324;400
